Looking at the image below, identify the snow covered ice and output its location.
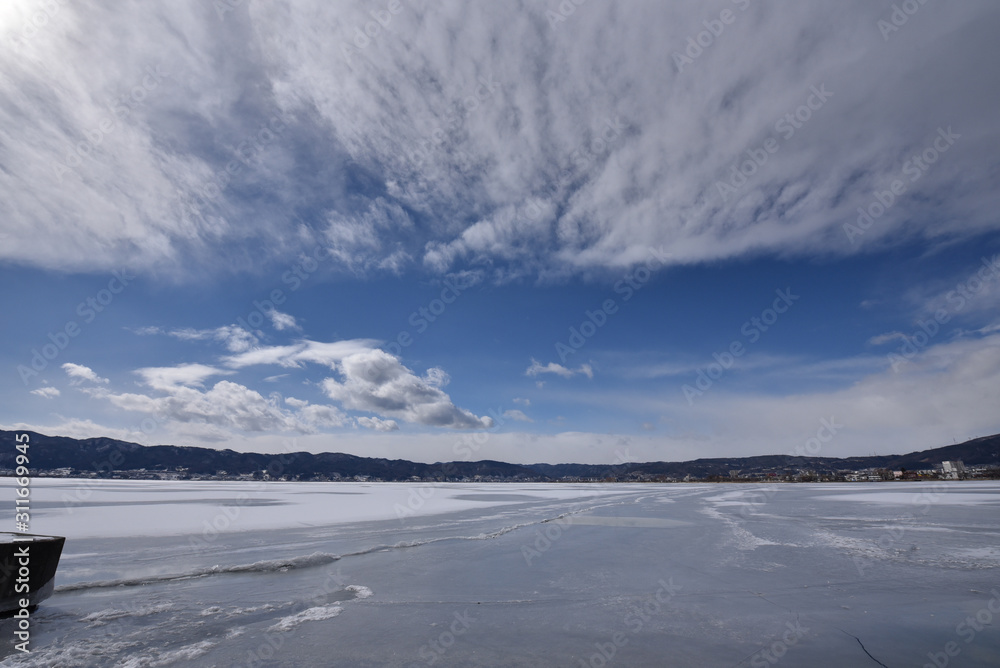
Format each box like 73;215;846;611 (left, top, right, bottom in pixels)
1;479;998;666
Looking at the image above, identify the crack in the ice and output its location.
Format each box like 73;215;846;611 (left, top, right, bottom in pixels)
839;629;889;667
748;590;792;614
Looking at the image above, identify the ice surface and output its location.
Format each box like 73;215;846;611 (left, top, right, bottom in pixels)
267;604;343;632
1;480;998;666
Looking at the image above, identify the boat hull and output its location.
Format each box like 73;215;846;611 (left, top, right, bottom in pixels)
0;534;65;614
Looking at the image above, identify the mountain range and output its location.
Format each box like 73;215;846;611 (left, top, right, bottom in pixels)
2;430;998;482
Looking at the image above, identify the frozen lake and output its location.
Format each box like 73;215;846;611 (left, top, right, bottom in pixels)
1;480;998;666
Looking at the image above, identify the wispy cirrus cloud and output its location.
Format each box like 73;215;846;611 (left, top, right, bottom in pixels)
165;326;259;353
526;359;593;379
1;1;996;281
222;339;380;369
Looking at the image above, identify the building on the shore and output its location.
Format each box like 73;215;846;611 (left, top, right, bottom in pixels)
941;460;966;480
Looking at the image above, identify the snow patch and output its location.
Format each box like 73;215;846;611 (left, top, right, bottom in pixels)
267;604;343;632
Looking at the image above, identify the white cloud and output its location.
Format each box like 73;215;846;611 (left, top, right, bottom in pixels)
169;326;260;353
321;350;492;429
566;333;1000;459
297;403;348;429
321;197;414;276
268;310;299;331
502;409;533;423
1;2;995;279
868;331;908;346
512;397;530;407
223;339;380;369
101;381;291;432
135;364;229;392
88;369;346;434
11;326;1000;460
526;359;593;379
0;419;144;444
30;386;61;399
62;363;109;385
357;416;399;432
71;341;485;437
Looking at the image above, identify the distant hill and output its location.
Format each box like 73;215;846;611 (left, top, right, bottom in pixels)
0;430;997;482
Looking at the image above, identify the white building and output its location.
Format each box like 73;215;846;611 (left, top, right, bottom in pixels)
941;460;966;480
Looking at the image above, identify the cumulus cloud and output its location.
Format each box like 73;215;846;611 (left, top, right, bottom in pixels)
72;339;486;436
30;386;61;399
502;409;533;423
1;1;995;279
268;310;300;331
526;359;593;379
321;350;492;429
296;403;349;429
357;416;400;432
82;364;346;434
62;363;109;385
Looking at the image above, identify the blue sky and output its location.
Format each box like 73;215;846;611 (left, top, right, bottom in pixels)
2;0;999;464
